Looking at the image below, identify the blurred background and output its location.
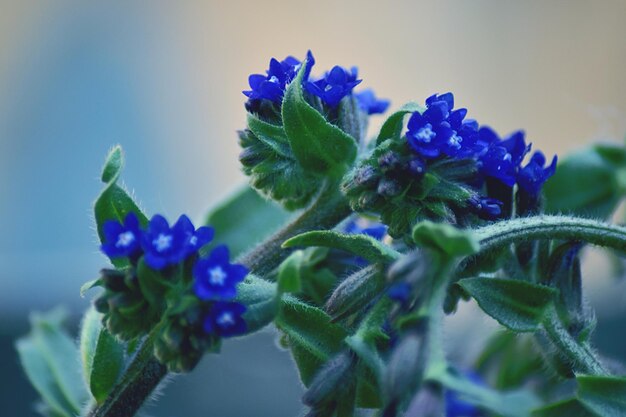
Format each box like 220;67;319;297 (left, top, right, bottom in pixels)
1;1;626;415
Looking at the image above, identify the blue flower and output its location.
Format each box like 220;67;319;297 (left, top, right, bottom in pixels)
203;301;247;337
243;55;302;104
141;214;195;270
355;89;390;115
344;217;388;240
468;195;503;220
193;245;248;301
445;371;486;417
185;224;215;257
101;212;143;259
388;282;411;303
305;63;362;107
479;128;531;187
517;151;557;197
406;93;456;159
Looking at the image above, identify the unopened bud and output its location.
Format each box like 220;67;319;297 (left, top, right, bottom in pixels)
325;265;384;321
378;178;402;197
302;351;356;407
383;331;428;406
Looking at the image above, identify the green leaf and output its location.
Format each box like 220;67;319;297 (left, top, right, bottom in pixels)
236;275;278;333
376;101;424;144
246;113;292;158
283;230;401;264
80;307;125;404
438;370;541;417
205;185;292;258
532;398;597;417
544;146;623;219
282;57;357;175
412;221;479;257
94;146;148;268
577;375;626;417
458;278;558;332
275;295;347;385
277;251;304;294
16;309;88;417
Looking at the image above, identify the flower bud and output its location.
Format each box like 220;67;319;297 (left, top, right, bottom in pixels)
302;350;356;408
383;330;428;409
325;265;384;321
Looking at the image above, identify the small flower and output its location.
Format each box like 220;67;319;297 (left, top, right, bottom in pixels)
406;93;455;159
517;151;557;197
305;64;362;107
185;224;215;256
243;55;302;104
193;245;248;301
479;128;531;187
355;89;390;115
344;217;388;240
141;214;195;270
101;212;143;259
468;195;503;220
387;282;411;303
203;301;247;337
445;371;486;417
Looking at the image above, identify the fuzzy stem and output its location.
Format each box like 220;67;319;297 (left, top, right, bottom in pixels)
542;305;607;375
237;181;351;275
86;330;166;417
87;181;351;417
474;215;626;254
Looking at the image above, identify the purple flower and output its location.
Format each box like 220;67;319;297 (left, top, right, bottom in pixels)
141;215;195;270
517;151;557;197
203;302;247;337
193;245;248;301
101;212;143;259
305;64;362;107
243;55;302;104
355;89;390;115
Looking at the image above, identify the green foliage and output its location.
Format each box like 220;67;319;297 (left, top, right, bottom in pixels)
79;307;125;404
16;309;89;417
204;185;292;257
544;144;626;219
239;115;323;209
275;296;347;385
283;230;401;263
458;277;558;332
412;220;479;257
282;58;358;176
376;101;424;144
94;146;148;268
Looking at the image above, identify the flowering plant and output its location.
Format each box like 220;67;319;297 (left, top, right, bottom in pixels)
16;51;626;417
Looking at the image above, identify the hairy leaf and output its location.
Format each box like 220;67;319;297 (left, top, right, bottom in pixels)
458;278;557;332
283;230;400;263
282;58;357;175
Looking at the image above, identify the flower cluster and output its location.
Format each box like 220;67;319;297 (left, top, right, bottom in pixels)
97;212;248;370
343;92;557;237
243;51;386;112
239;51;390;209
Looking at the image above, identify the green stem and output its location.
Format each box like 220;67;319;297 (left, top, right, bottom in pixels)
88;181;351;417
86;330;166;417
475;215;626;254
542;305;607;375
237;181;351;276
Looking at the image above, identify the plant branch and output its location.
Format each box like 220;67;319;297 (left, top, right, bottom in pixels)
237;180;352;275
87;181;351;417
542;305;607;376
474;215;626;254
